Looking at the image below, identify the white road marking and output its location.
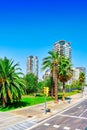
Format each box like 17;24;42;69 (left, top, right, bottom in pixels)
79;109;87;117
77;106;81;109
59;113;87;120
64;126;70;129
75;129;82;130
53;125;60;128
44;123;50;126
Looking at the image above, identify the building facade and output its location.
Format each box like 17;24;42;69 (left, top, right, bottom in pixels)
27;56;38;76
72;67;86;81
42;70;50;80
54;40;71;60
68;67;86;84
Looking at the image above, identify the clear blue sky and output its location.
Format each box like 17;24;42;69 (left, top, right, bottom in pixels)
0;0;87;78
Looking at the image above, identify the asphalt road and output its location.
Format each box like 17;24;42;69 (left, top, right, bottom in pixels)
30;99;87;130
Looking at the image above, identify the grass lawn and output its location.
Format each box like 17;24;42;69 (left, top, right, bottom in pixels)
58;90;79;99
0;95;53;112
0;90;79;112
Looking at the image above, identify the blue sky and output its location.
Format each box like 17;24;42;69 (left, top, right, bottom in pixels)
0;0;87;78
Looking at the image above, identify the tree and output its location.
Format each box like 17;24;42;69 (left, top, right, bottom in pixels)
44;77;51;88
42;51;59;102
0;57;25;107
38;81;45;93
58;56;72;101
71;80;81;90
37;77;51;94
24;73;38;94
79;72;85;91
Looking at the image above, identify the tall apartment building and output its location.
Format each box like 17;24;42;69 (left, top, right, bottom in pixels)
27;56;38;77
54;40;71;60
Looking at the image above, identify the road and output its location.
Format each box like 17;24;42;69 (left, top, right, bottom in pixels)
29;98;87;130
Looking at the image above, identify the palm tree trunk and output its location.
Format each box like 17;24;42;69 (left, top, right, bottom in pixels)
51;80;54;97
50;71;55;98
50;74;53;97
2;97;6;107
62;82;65;101
54;68;58;102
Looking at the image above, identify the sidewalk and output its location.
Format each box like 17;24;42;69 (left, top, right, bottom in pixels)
10;93;87;123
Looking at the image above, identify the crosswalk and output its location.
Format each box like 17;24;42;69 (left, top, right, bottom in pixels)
5;119;36;130
4;122;82;130
43;123;82;130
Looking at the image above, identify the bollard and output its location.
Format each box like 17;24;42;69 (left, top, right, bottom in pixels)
46;108;51;113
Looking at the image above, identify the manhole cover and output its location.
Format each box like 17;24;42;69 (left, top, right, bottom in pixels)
41;108;44;110
27;115;33;118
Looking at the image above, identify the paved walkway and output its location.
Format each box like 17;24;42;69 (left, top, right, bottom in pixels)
1;93;87;130
10;93;86;122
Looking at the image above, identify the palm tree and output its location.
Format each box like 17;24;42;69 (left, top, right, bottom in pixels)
42;51;59;102
79;72;85;92
0;57;25;107
58;56;72;101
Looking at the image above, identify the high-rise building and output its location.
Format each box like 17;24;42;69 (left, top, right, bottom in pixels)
27;56;38;76
54;40;71;60
42;70;50;80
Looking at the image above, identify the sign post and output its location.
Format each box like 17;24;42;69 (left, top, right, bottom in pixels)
43;87;49;114
44;94;47;114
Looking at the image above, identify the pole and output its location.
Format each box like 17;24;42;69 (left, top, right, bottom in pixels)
44;94;47;114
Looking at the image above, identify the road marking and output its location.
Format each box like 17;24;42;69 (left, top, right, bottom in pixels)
79;109;87;117
53;125;60;128
44;123;50;126
77;106;81;108
59;113;87;120
75;129;82;130
63;126;70;129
